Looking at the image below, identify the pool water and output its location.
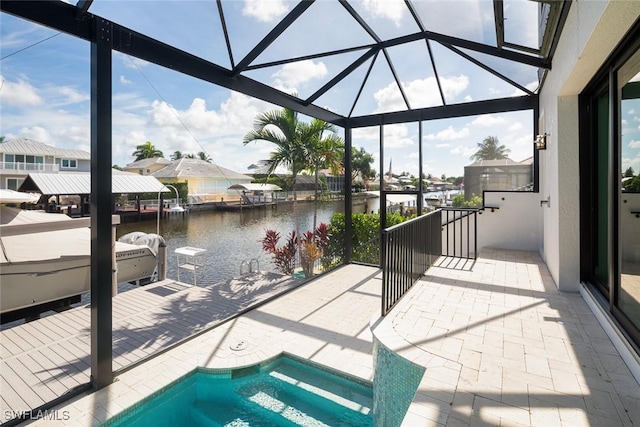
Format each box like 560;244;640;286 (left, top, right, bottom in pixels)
101;355;373;427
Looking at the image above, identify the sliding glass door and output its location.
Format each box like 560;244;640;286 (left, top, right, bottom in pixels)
582;24;640;348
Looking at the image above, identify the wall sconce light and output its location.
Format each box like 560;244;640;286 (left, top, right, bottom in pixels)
535;133;548;150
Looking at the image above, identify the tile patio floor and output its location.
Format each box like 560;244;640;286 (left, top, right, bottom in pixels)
18;249;640;426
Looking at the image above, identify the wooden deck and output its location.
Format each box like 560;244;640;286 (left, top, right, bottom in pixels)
0;272;302;416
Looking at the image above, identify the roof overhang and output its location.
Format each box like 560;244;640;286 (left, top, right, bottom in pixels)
228;183;282;192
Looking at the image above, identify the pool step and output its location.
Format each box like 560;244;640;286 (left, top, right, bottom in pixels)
189;360;373;426
233;361;372;426
190;397;301;427
268;361;372;415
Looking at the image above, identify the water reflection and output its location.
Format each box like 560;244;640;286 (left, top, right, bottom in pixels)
117;201;345;284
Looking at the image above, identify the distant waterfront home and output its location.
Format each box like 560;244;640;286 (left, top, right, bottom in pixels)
463;157;533;200
151;158;252;204
248;160;344;194
123;157;171;176
18;170;168;216
0;138;90;190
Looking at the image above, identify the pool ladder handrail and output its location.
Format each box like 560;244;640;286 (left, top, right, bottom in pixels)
240;258;260;275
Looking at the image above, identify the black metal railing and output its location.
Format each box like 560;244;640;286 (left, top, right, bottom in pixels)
381;210;442;315
441;207;479;259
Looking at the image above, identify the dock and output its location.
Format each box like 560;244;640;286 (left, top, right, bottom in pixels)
0;272;302;416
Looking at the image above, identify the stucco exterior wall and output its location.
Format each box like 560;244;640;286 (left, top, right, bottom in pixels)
477;191;542;253
539;0;640;291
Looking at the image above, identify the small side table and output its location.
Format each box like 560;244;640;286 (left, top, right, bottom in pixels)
175;246;207;286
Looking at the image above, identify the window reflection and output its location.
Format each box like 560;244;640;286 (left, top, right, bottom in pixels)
618;46;640;329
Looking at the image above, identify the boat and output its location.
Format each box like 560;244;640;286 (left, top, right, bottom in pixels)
0;206;165;322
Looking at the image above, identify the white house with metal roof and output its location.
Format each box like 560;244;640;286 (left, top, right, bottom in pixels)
0;138;91;190
151;158;252;204
123;157;172;176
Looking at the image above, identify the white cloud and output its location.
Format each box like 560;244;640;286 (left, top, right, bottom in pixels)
472;114;505;127
118;53;150;70
143;92;273;166
425;125;470;141
436;143;451;148
623;154;640;171
360;0;405;26
120;75;132;85
451;145;475;158
508;122;523;132
629;140;640;149
54;86;89;106
510;80;539;96
352;127;380;142
383;124;414;148
19;126;52;143
242;0;288;23
149;100;182;128
271;60;328;87
375;75;469;113
0;76;43;107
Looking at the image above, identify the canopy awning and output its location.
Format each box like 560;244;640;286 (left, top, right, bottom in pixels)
228;183;282;192
18;172;169;195
0;189;41;204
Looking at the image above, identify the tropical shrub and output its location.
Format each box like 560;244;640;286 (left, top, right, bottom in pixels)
324;211;408;267
451;193;483;208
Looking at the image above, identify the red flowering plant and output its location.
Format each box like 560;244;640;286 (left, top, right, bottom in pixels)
261;229;297;275
261;223;330;278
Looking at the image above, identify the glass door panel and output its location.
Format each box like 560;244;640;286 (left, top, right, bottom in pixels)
595;91;610;288
618;46;640;329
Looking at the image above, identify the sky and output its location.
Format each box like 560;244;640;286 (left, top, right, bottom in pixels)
0;0;561;180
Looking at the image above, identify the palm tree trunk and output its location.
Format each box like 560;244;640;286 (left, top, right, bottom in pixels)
291;170;302;273
313;162;319;233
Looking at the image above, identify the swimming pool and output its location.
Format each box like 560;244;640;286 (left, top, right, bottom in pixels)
101;355;373;426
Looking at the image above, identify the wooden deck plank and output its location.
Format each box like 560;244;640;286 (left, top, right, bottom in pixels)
42;311;86;337
0;274;300;414
28;348;84;391
29;314;77;338
26;314;75;341
1;395;14;415
0;375;30;415
17;321;56;348
4;357;58;403
1;362;45;409
1;328;34;354
25;351;77;396
0;335;22;358
47;343;90;375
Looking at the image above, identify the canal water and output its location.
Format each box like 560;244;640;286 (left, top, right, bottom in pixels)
116;201;346;284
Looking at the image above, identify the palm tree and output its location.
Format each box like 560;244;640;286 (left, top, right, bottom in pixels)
197;151;212;163
245;106;336;272
469;136;510;162
132;141;163;161
303;118;344;200
243;107;308;201
300;119;344;232
171;150;184;161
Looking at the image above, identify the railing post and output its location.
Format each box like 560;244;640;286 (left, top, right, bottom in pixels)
381;230;388;315
474;210;478;259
